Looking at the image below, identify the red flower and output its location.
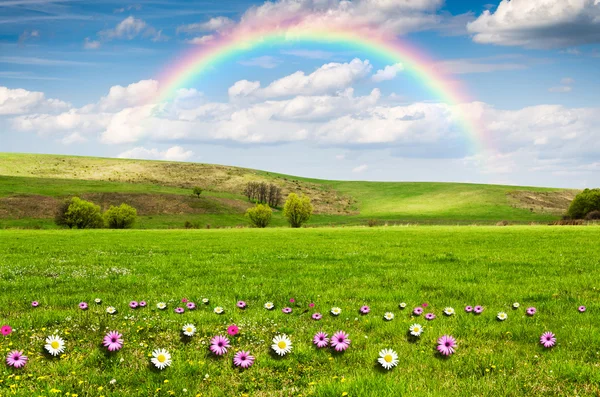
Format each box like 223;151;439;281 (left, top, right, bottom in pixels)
227;324;239;336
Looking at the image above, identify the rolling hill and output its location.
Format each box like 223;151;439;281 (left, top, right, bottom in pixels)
0;153;578;229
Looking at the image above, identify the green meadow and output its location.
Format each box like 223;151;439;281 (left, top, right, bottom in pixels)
1;226;600;396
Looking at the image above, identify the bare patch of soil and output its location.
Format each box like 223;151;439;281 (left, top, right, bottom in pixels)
507;190;578;215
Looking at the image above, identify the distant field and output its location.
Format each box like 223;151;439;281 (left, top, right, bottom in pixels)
0;153;578;228
1;226;599;396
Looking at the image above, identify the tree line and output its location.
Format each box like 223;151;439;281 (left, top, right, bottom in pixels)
243;182;282;208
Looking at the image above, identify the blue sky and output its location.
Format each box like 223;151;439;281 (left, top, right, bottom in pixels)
1;0;599;188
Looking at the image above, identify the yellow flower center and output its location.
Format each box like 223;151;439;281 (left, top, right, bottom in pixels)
186;327;192;332
157;354;166;363
51;341;60;349
384;354;393;363
414;327;420;332
277;341;287;349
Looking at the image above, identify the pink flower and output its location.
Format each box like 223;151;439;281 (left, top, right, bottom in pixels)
282;307;292;314
139;301;147;307
313;332;329;348
6;350;27;368
102;331;123;352
237;301;247;309
309;303;315;308
540;332;556;348
1;325;12;336
473;305;484;314
129;301;138;309
578;306;586;313
174;307;184;314
425;313;436;321
465;306;473;313
330;331;350;352
31;301;39;307
526;307;536;316
413;307;423;316
360;305;370;314
79;302;88;310
227;325;239;336
209;335;230;356
181;298;188;303
437;335;457;356
312;313;322;320
186;302;196;310
421;303;429;307
233;350;254;368
289;298;295;303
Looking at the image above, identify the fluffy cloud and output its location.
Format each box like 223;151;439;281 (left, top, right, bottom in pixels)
95;79;159;112
468;0;600;48
0;87;69;115
372;63;404;82
83;37;101;49
178;17;234;34
99;16;160;41
118;146;194;161
185;35;214;45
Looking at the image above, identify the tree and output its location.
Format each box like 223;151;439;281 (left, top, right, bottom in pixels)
283;193;313;228
55;197;103;229
245;204;272;228
192;187;203;198
567;188;600;219
104;203;137;229
244;182;282;207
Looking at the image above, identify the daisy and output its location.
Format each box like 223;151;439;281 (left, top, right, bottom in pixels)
383;312;394;321
282;307;292;314
436;335;457;356
474;305;484;314
313;332;329;348
182;324;196;337
331;307;342;316
399;302;407;309
202;298;209;304
45;335;65;356
31;301;39;307
237;301;247;309
233;351;255;369
409;323;423;337
264;302;274;310
151;348;171;370
330;331;350;352
106;306;117;315
413;307;423;316
103;331;124;352
174;307;184;314
425;313;436;321
465;305;473;313
513;302;520;309
209;335;230;356
312;312;322;320
377;349;398;370
94;298;102;304
227;325;239;336
271;334;292;356
186;302;196;310
578;306;586;313
129;301;138;309
497;312;508;321
540;332;556;348
214;306;224;314
444;307;455;316
139;301;147;307
526;307;536;316
79;302;88;310
1;325;12;336
157;302;167;310
6;350;27;368
360;305;370;314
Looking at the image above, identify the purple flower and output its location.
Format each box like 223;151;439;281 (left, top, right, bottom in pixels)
227;325;239;336
233;350;254;368
237;301;247;309
79;302;88;310
330;331;351;352
425;313;436;321
437;335;457;356
474;305;484;314
209;335;230;356
312;312;322;320
174;307;184;314
186;302;196;310
31;301;39;307
282;307;292;314
103;331;123;352
465;305;473;313
421;303;429;308
309;303;315;308
6;350;27;368
526;307;536;316
413;307;423;316
313;332;329;348
289;298;295;303
578;306;586;313
540;332;556;348
181;298;188;303
1;325;12;336
139;301;147;307
129;301;138;309
360;305;370;314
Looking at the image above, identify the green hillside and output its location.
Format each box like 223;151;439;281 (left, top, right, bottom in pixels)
0;153;578;229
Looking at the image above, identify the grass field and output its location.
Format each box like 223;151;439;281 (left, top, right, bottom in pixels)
1;226;600;396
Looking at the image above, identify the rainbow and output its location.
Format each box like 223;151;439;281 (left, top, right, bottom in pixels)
155;26;489;154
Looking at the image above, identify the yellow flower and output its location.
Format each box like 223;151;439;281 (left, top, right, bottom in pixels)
342;393;348;397
98;386;104;391
164;379;169;383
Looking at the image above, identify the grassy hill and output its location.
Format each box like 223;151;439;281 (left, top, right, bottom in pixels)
0;153;578;229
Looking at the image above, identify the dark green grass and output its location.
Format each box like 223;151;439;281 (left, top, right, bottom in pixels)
1;226;599;396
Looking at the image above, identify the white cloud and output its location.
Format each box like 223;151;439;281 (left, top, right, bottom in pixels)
228;80;261;99
95;79;159;112
118;146;194;161
372;63;404;82
433;58;527;74
548;86;572;93
0;86;69;115
239;56;280;69
468;0;600;48
177;17;234;34
83;37;101;49
99;16;161;41
352;164;368;173
185;35;214;45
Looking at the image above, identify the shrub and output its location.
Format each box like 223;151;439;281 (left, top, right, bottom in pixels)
496;220;509;226
192;187;203;198
585;210;600;220
283;193;313;228
184;221;200;229
367;219;379;227
245;204;272;228
104;204;137;229
55;197;103;229
567;188;600;219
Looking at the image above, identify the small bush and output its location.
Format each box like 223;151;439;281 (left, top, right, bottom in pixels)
184;221;200;229
104;204;137;229
496;220;509;226
567;188;600;219
246;204;272;228
585;210;600;220
367;219;379;227
283;193;313;228
192;187;203;198
55;197;103;229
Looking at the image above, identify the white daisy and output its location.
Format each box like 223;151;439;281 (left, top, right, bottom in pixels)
497;312;508;321
378;348;399;370
157;302;167;310
214;306;224;314
94;298;102;304
106;306;117;314
399;302;407;309
331;307;342;316
409;323;423;336
264;302;274;310
271;334;292;356
151;348;172;370
182;324;196;337
202;298;209;304
44;335;65;356
513;302;520;308
444;307;455;316
383;312;394;321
